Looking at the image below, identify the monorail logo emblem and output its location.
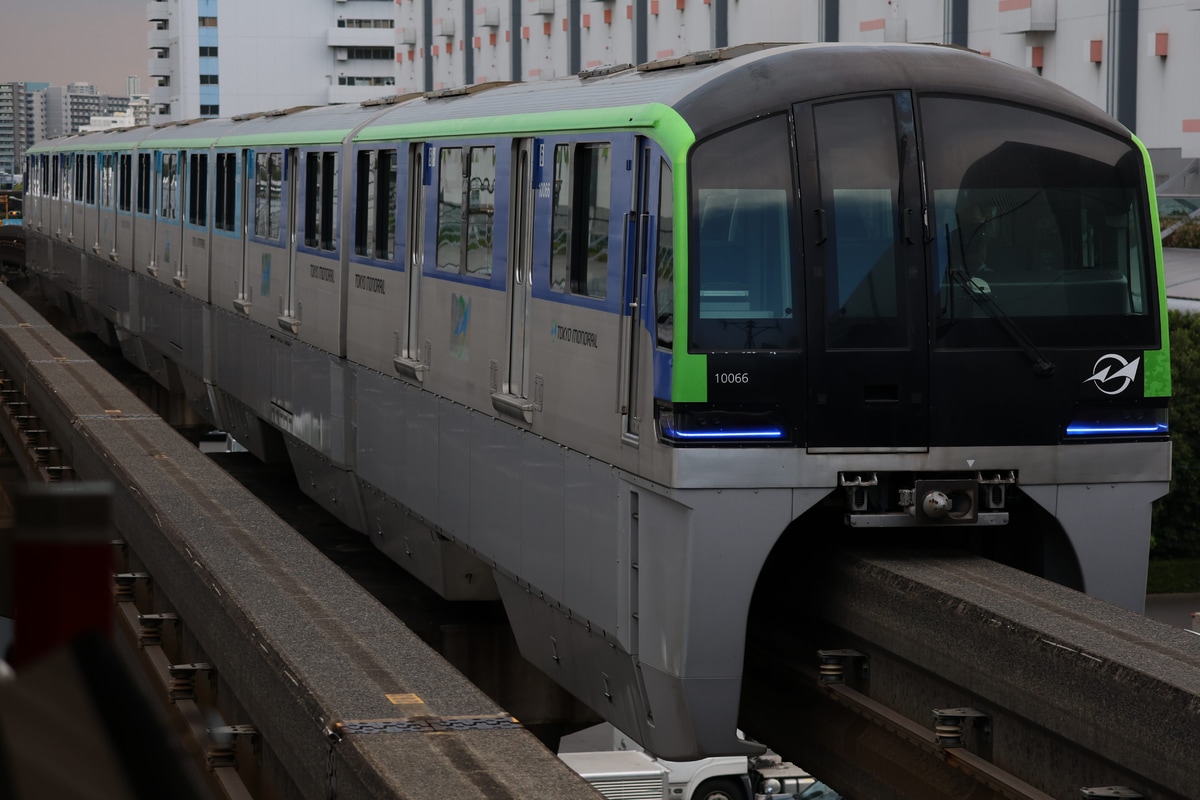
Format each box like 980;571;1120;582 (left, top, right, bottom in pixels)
1084;354;1141;396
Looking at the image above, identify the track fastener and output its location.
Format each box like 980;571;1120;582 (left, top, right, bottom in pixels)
168;662;213;702
817;649;866;684
112;572;149;603
932;707;989;748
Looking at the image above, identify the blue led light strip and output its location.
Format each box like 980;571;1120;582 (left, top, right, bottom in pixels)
662;422;785;440
1065;422;1168;436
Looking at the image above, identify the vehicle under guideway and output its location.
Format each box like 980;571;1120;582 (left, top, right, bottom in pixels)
22;41;1171;760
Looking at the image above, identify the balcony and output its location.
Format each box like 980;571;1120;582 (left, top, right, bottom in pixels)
148;55;173;78
326;27;395;49
147;28;172;49
146;0;170;23
998;0;1056;34
148;84;173;104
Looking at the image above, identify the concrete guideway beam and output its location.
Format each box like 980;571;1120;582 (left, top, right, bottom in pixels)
744;547;1200;800
0;282;600;800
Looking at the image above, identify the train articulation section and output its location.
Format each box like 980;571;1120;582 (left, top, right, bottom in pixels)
22;42;1171;759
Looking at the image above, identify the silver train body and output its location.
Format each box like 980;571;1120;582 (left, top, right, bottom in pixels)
22;44;1171;758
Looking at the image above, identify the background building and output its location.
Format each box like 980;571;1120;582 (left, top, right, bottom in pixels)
140;0;1200;167
0;83;27;179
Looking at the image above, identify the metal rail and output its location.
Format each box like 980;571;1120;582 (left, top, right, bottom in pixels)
743;544;1200;800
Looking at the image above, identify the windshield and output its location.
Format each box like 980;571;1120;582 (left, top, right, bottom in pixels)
922;96;1157;349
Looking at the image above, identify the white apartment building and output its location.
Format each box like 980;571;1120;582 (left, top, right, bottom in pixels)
145;0;1200;161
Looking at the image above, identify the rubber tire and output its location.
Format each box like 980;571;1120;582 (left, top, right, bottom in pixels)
692;777;746;800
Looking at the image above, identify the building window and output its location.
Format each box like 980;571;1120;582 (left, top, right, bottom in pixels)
200;104;220;116
354;149;397;260
337;76;395;86
199;16;217;27
214;152;236;232
346;47;395;60
304;151;338;251
551;142;611;299
200;74;219;85
199;46;219;57
338;19;394;28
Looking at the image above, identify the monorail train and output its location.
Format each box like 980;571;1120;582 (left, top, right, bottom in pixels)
22;42;1171;759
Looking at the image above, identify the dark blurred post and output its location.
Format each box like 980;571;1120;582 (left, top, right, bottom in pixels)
10;483;114;668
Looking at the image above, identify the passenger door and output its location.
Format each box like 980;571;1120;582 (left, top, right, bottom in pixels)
492;138;537;421
795;93;929;450
621;138;660;441
395;142;430;381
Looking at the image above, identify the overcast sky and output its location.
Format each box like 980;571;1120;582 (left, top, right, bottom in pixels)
0;0;150;95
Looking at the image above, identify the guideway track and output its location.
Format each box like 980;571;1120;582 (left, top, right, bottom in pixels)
743;544;1200;800
0;282;599;799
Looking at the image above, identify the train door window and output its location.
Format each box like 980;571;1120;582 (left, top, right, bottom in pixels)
466;146;496;278
137;153;153;215
214;152;236;232
253;151;282;241
118;154;132;212
159;153;178;220
188;152;208;226
72;154;84;201
99;155;113;208
85;155;96;205
50;155;59;198
689;116;799;351
814;97;904;348
656;161;674;349
550;142;610;299
435;145;496;278
73;154;84;202
304;151;338;251
436;147;463;272
354;148;397;260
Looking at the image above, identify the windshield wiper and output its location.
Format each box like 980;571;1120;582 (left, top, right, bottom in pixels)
944;224;1056;377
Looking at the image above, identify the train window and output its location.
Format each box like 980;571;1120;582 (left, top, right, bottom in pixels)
99;155;113;208
436;146;496;278
689;116;799;351
214;153;236;232
159;153;178;220
85;155;96;205
253;152;282;241
437;147;463;272
118;154;132;212
137;153;152;215
188;152;208;226
550;142;611;299
304;152;338;252
922;96;1155;346
656;161;674;349
73;154;84;203
50;155;59;198
466;147;496;278
354;149;397;260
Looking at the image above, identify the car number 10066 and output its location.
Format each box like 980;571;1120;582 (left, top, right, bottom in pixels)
714;372;749;384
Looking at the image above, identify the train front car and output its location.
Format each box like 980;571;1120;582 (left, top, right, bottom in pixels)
622;44;1170;758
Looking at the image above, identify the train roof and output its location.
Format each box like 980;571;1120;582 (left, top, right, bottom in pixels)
26;42;1129;157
